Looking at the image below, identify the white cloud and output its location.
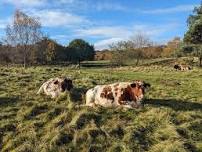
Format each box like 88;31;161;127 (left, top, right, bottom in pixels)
141;4;196;14
132;23;179;37
0;21;6;29
76;23;179;39
0;0;185;48
26;9;88;27
0;18;11;29
82;23;181;50
52;34;70;39
94;2;128;12
94;38;124;50
57;0;76;4
2;0;47;8
76;26;131;38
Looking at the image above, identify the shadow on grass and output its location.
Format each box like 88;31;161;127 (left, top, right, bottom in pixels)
70;87;88;103
0;97;19;107
145;99;202;111
80;62;117;68
0;131;2;151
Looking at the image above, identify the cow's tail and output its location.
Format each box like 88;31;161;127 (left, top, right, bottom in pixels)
37;83;45;94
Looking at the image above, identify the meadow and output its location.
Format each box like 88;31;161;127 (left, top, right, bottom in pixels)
0;60;202;152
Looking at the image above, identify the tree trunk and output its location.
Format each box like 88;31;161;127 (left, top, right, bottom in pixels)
23;55;26;68
136;58;140;65
199;57;202;67
23;46;27;68
78;58;80;69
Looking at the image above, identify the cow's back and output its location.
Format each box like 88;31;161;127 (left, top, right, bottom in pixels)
86;82;130;107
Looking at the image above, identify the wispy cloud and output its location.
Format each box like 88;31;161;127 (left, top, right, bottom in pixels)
0;21;6;29
0;0;189;49
85;22;181;50
94;2;128;12
76;26;131;38
140;4;196;14
94;38;124;50
57;0;76;4
1;0;47;8
76;23;180;39
132;23;180;37
26;9;88;27
0;18;11;29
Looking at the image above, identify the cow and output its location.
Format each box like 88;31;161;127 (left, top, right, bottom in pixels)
86;81;151;109
37;77;73;98
174;64;192;71
174;64;181;70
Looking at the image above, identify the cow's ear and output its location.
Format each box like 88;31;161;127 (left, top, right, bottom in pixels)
54;80;59;84
143;82;151;88
130;83;136;88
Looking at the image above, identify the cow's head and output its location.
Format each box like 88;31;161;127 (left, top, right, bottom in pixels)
128;81;151;107
61;78;73;91
54;78;73;92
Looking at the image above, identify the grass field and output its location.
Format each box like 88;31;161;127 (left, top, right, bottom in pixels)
0;63;202;152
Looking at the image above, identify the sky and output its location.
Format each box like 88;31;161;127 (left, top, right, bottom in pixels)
0;0;201;50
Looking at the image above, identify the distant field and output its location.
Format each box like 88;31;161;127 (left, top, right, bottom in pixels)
82;57;198;67
0;64;202;151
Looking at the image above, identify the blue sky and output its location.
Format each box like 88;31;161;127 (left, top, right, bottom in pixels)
0;0;201;50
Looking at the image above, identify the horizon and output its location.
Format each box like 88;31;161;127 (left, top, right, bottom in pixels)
0;0;201;50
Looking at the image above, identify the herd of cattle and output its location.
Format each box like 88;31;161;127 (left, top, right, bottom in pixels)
37;64;192;109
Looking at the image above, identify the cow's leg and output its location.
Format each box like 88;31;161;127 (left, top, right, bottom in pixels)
51;92;57;98
86;89;95;106
86;102;96;107
122;100;142;109
122;104;133;109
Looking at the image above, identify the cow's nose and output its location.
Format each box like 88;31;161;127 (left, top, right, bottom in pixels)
138;96;144;102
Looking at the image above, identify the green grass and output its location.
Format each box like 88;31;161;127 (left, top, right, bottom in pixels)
0;63;202;152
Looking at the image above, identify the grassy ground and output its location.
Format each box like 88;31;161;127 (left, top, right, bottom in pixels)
0;63;202;152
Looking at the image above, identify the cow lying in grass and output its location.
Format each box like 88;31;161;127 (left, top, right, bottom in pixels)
37;77;73;98
86;81;151;108
174;64;192;71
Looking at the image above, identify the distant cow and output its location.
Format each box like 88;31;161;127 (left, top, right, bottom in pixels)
37;77;73;98
86;81;151;108
174;64;192;71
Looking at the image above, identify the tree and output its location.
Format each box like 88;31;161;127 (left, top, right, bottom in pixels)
162;37;181;57
129;32;152;49
68;39;95;65
110;33;153;65
110;41;132;66
36;37;65;64
184;3;202;66
129;33;152;65
5;10;42;68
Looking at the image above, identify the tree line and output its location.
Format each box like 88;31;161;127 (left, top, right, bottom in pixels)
108;2;202;67
108;33;181;66
1;2;202;67
0;10;94;67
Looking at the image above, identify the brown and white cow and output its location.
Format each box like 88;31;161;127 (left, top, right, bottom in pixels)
37;77;73;98
86;81;151;108
174;64;192;71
